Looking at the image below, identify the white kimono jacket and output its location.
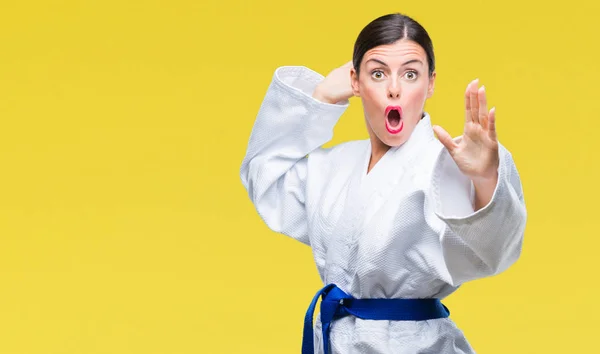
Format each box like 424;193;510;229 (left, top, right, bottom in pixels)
240;66;527;353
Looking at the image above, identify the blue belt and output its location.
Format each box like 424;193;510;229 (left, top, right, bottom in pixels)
301;284;450;354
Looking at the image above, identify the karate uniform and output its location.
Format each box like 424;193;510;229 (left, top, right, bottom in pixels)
240;66;527;353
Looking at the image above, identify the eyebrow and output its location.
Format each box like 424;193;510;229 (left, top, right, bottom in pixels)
366;58;423;67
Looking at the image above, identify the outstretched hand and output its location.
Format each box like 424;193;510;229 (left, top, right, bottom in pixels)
433;79;499;182
433;79;500;209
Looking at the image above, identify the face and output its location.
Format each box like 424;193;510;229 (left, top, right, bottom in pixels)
351;39;435;149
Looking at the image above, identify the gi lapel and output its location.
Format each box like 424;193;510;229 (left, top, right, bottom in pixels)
358;115;436;231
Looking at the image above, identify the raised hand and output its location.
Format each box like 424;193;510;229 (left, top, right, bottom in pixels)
312;61;355;104
433;79;500;209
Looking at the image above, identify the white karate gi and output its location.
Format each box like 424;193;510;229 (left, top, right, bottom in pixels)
240;66;527;353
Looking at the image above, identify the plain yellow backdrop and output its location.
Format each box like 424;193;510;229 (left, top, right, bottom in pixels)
0;0;598;353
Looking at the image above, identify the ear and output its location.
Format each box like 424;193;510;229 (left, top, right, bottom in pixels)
427;71;436;98
351;67;360;97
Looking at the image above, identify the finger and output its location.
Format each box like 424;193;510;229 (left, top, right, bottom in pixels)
488;107;497;141
464;81;472;124
478;86;488;129
433;125;458;154
469;79;479;123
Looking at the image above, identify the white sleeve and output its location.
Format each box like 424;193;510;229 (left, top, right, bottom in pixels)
240;66;349;245
428;142;527;286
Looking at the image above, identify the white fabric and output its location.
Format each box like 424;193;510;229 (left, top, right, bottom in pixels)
240;66;527;353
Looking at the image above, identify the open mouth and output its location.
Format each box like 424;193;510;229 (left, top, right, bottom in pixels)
385;106;403;134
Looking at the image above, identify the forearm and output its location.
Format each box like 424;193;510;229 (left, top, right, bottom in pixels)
472;172;499;211
241;66;348;193
312;84;337;104
431;144;527;284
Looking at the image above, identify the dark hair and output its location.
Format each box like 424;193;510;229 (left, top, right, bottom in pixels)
352;13;435;77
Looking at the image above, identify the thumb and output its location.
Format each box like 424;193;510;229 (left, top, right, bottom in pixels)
433;125;457;153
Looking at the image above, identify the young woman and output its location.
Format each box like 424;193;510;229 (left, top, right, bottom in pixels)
240;13;526;354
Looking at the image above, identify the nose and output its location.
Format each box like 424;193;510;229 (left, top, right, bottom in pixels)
388;80;400;99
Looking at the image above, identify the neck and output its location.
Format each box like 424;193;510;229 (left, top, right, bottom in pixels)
367;135;390;174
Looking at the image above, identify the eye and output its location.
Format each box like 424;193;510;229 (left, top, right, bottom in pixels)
404;71;418;81
371;70;384;80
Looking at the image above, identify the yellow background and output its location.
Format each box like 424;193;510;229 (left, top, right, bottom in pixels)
0;0;598;353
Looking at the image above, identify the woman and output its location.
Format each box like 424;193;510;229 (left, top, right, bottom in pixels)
240;13;526;354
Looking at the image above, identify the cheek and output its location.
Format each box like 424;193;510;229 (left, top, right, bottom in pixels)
404;84;429;108
359;81;383;109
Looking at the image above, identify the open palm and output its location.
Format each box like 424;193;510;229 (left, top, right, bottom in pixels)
433;79;499;182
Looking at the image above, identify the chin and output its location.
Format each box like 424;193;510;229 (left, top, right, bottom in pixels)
379;131;409;147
